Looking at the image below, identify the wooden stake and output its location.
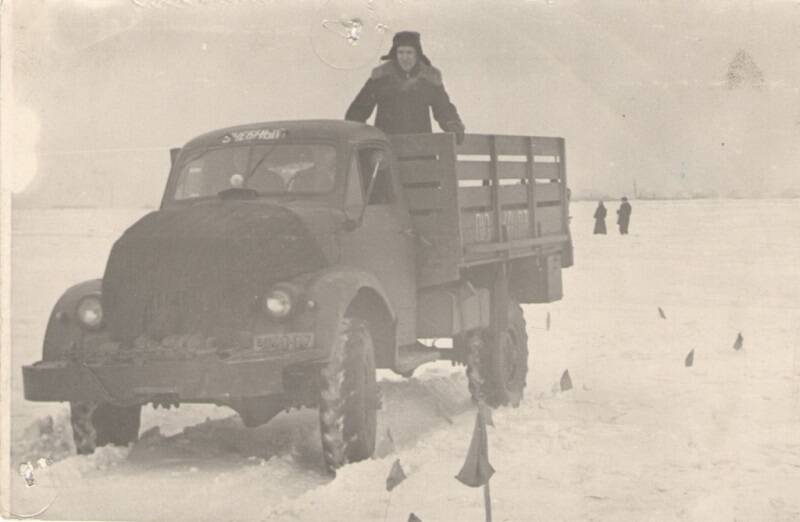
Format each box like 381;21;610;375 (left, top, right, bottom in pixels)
483;481;492;522
384;492;392;522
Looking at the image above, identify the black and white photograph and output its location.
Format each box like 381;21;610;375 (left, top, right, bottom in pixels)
2;1;799;520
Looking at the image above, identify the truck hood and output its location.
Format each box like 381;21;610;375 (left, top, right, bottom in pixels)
102;200;329;343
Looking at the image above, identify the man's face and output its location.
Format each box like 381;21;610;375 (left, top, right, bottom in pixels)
396;46;417;72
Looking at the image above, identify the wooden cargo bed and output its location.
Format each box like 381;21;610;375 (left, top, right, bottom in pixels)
391;133;571;288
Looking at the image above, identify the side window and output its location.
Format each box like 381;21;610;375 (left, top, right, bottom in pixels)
345;153;364;213
358;147;394;205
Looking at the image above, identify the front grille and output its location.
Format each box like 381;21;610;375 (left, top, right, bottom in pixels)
102;201;326;344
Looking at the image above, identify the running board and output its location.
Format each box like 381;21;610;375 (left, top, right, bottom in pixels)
394;344;441;375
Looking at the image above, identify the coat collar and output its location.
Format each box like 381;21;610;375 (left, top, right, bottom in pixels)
391;59;421;79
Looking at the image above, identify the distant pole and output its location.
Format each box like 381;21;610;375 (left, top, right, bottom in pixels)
633;179;638;199
484;481;493;522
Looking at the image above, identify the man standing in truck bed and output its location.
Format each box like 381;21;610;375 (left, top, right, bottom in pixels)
345;31;466;144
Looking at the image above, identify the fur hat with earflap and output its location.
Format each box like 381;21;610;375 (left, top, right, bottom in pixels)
380;31;432;66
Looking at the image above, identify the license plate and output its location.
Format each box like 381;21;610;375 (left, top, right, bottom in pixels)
253;332;315;352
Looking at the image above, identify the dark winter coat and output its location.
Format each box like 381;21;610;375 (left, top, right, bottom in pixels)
593;203;607;234
617;201;632;233
345;61;464;136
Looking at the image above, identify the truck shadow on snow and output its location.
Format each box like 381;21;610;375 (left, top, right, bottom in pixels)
122;369;471;474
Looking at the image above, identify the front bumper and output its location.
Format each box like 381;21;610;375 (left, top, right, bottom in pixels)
23;349;323;405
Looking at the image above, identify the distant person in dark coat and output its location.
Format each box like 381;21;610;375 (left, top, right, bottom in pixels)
593;201;607;234
345;31;466;144
617;197;632;235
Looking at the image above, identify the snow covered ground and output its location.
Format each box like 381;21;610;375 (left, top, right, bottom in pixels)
8;200;800;521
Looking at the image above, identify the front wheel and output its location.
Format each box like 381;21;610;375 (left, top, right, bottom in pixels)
69;402;141;454
318;317;378;473
467;301;529;408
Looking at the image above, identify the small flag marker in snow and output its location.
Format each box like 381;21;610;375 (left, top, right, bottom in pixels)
560;370;573;392
386;459;407;492
455;410;495;488
384;459;407;520
408;514;423;522
456;408;495;522
685;349;694;367
658;307;666;319
733;333;743;351
546;312;551;331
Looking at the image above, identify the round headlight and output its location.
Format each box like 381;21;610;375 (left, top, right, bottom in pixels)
76;295;103;330
264;289;293;319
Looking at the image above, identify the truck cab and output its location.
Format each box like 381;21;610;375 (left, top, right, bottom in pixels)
163;120;419;369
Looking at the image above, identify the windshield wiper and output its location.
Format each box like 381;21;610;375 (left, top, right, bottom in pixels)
245;144;279;181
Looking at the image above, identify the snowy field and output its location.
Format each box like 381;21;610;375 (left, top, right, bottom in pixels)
8;200;800;521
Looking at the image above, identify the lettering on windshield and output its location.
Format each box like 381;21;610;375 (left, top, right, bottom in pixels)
220;128;288;144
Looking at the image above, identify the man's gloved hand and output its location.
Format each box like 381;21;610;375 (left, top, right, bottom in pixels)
445;121;466;145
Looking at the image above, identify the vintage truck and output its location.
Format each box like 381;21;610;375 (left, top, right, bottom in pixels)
23;120;572;472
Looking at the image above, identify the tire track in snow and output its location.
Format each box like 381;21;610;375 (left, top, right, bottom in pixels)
11;367;473;521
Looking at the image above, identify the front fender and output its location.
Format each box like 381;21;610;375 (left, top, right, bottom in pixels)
42;279;108;361
305;267;396;361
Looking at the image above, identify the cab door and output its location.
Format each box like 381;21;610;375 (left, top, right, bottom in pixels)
340;143;417;347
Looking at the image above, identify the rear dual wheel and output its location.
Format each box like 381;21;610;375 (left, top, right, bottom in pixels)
467;300;529;408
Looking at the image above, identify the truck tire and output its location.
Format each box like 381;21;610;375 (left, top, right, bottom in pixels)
468;301;529;408
318;317;378;473
69;402;142;455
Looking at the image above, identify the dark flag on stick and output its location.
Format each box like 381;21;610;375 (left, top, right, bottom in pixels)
384;459;407;521
733;333;743;351
658;307;666;319
455;409;495;488
408;514;423;522
560;370;573;392
386;459;407;492
685;349;694;367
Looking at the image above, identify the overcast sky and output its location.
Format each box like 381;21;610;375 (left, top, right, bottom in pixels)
10;0;800;204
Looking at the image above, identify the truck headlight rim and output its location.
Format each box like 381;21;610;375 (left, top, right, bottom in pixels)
264;288;293;319
76;294;104;330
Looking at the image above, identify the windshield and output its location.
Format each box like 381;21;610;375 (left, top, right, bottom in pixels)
172;143;337;200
